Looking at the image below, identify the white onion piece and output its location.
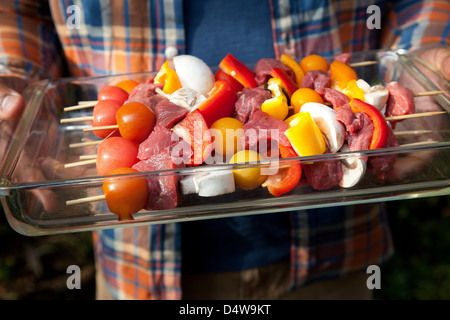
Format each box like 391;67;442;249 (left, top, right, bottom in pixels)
180;170;236;197
197;170;235;197
173;55;215;96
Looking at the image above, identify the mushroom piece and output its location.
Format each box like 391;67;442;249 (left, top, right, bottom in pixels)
156;87;207;112
180;169;236;197
299;102;346;153
356;79;389;113
339;144;367;188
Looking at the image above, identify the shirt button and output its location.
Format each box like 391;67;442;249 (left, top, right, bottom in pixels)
165;46;178;59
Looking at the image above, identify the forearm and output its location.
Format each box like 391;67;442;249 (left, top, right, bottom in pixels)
381;0;450;50
0;0;64;80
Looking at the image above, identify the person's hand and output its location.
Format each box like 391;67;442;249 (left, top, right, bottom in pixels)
417;47;450;81
0;77;60;213
0;77;28;162
388;46;449;181
0;77;27;120
1;76;97;215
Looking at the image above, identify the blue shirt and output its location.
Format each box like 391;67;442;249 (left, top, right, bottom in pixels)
183;0;276;66
181;0;291;273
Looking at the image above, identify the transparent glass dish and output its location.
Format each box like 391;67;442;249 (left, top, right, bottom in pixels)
1;49;449;236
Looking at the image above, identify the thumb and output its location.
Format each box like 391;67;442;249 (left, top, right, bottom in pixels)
0;83;25;120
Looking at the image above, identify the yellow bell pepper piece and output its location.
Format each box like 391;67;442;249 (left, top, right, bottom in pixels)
280;54;305;86
154;60;182;94
261;78;289;120
343;79;365;101
284;112;302;127
284;112;326;157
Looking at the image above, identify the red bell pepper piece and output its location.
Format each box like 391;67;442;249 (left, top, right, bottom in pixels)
270;67;299;98
263;144;302;197
173;109;213;166
219;53;258;89
215;69;244;93
197;80;237;127
350;98;389;150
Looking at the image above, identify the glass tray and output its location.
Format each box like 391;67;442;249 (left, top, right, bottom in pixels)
1;49;449;236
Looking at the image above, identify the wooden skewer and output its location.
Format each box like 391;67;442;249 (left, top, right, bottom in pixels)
60;116;94;123
83;125;119;132
385;111;446;121
71;128;437;163
414;90;448;97
79;154;98;160
65;137;441;206
62;87;447;125
393;130;433;136
349;60;378;67
66;162;292;205
69;140;102;148
64;158;97;168
66;195;105;206
81;111;446;133
398;140;438;148
283;91;448;111
79;100;98;105
64;101;98;112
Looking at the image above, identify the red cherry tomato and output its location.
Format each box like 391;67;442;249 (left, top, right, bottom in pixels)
102;167;149;221
92;99;122;139
97;85;129;105
116;101;156;143
96;136;139;176
263;145;301;197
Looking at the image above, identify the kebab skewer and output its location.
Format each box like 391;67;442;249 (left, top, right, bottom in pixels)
63;52;449;221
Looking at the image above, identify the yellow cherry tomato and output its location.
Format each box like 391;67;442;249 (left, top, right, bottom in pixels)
290;88;324;113
210;117;244;157
115;79;140;93
229;150;267;190
330;60;358;90
299;54;328;74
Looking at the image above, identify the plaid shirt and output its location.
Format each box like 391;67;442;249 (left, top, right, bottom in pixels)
1;0;449;300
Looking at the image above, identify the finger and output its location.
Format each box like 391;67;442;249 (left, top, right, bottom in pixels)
37;156;97;180
430;48;450;81
388;149;436;182
0;83;25;120
418;47;450;81
439;51;450;81
15;152;59;213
